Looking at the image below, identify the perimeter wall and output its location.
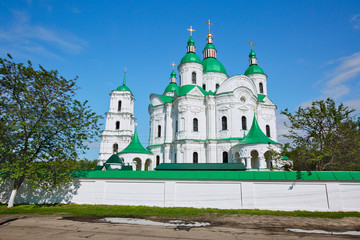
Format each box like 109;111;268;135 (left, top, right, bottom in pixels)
1;174;360;212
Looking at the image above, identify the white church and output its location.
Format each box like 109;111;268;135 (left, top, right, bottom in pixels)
98;22;283;171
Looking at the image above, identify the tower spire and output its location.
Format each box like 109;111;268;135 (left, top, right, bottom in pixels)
170;61;177;83
123;66;127;85
203;19;217;59
186;25;196;53
248;41;257;66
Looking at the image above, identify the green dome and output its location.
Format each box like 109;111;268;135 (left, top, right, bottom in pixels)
180;52;202;64
202;57;227;74
116;84;132;93
249;49;256;58
187;36;195;46
244;64;265;75
203;43;216;51
164;82;179;94
170;70;176;78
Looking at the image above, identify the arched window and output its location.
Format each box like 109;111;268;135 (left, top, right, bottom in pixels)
241;116;247;130
223;151;228;163
202;84;206;90
118;100;122;111
266;125;271;137
157;125;161;137
115;121;120;130
193;118;198;132
259;83;264;94
113;143;118;153
222;116;227;130
192;72;196;84
174;153;177;163
193;152;198;163
156;155;160;166
175;120;178;133
216;83;219;89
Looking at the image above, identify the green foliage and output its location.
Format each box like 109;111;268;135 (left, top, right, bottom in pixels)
281;98;360;171
0;204;359;219
0;54;101;196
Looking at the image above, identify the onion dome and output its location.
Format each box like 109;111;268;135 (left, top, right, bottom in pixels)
116;68;132;93
244;42;265;76
202;20;227;74
180;26;202;64
237;114;279;145
164;66;179;94
120;127;153;154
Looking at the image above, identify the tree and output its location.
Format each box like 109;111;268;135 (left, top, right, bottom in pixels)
0;54;101;207
281;98;359;171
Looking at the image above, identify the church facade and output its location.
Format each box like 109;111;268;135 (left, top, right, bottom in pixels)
98;23;281;171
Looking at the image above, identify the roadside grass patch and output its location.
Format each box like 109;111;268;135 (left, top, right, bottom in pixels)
0;204;359;219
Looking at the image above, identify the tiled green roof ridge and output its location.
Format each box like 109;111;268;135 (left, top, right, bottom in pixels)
74;170;360;181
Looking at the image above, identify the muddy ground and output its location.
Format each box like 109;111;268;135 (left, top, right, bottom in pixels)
0;214;359;239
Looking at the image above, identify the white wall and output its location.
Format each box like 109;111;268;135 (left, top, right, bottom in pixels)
1;178;360;211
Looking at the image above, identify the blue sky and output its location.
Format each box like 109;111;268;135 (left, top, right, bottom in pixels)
1;0;360;160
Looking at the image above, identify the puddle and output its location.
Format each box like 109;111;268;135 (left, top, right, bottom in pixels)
100;217;210;228
286;228;360;236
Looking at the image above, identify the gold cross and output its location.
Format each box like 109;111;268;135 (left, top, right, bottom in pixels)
205;19;213;33
124;66;127;73
248;40;254;50
187;26;195;37
171;61;176;70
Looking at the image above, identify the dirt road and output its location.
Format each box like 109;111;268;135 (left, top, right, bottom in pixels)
0;214;359;239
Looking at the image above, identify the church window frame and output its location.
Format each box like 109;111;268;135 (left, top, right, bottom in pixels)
192;72;196;84
193;152;198;163
193;118;198;132
266;125;271;137
222;151;228;163
157;125;161;137
241;116;247;130
113;143;118;153
118;100;122;111
222;116;227;130
156;155;160;166
259;83;264;94
115;121;120;130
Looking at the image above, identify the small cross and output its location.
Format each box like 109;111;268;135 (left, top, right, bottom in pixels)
248;40;254;50
187;26;195;37
124;66;127;73
205;19;213;33
171;61;176;70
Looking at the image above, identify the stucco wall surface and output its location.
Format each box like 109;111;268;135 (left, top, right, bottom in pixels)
1;178;360;212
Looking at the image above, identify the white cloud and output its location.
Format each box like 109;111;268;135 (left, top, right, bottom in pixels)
344;98;360;114
321;52;360;99
351;14;360;30
276;111;290;144
0;10;86;59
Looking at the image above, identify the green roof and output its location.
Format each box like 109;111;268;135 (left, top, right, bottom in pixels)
94;165;103;171
180;52;202;64
202;57;227;74
105;154;123;164
156;94;174;103
203;43;216;51
155;163;246;171
73;170;360;181
237;114;280;145
170;70;176;78
249;49;256;59
187;36;195;46
164;83;179;94
116;84;132;92
258;94;266;102
244;64;265;76
120;127;153;154
178;85;215;96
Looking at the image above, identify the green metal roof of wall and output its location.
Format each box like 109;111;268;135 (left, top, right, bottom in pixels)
72;171;360;181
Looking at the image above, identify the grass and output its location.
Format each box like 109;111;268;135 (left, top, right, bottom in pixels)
0;204;360;219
